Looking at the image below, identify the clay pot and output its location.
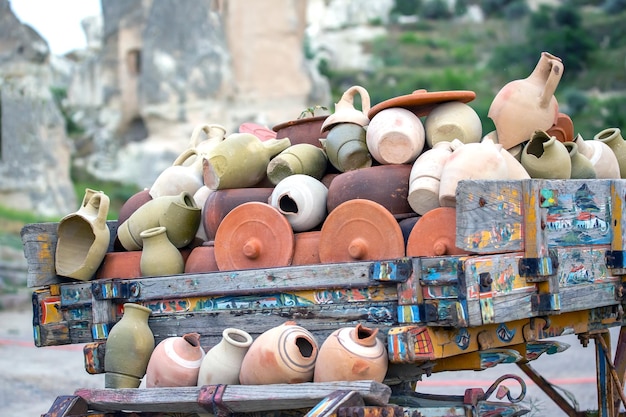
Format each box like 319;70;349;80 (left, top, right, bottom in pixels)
117;192;201;251
239;322;318;385
574;134;620;179
96;251;142;279
55;189;111;281
439;138;510;207
273;115;329;148
321;85;371;132
145;332;205;388
202;188;275;241
184;242;218;274
239;122;277;141
314;324;388;383
104;303;155;388
268;174;328;232
292;231;322;266
546;112;574;143
521;130;571;179
266;143;328;185
189;123;226;156
408;141;454;216
197;328;253;385
319;199;405;263
424;101;482;147
594;127;626;178
406;207;471;257
321;123;372;173
564;142;596;179
118;189;152;226
488;52;563;150
366;107;425;165
203;133;291;190
327;164;413;218
139;226;185;277
149;149;204;199
214;202;295;271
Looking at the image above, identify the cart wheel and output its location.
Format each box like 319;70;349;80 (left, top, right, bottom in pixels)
214;202;295;270
319;199;404;263
406;207;471;257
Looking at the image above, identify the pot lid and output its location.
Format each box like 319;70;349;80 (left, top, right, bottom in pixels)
368;89;476;120
406;207;472;257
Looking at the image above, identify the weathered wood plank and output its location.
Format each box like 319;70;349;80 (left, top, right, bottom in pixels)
74;381;391;414
455;180;524;254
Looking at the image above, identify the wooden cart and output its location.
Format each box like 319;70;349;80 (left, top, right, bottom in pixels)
22;179;626;416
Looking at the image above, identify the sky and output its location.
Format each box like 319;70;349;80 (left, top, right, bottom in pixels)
9;0;102;55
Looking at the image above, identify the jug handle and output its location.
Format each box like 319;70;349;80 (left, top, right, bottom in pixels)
173;148;198;166
88;192;110;229
189;123;226;147
343;85;371;116
540;58;563;109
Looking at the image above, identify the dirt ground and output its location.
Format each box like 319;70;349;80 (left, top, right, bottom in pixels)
0;302;620;416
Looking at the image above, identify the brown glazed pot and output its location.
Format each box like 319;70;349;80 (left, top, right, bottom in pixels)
202;188;275;241
326;164;413;218
273;115;329;149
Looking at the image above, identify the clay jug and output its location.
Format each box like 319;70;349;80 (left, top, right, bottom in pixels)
149;148;204;199
488;52;563;150
425;101;482;147
321;85;371;132
104;303;155;388
321;123;372;172
366;107;425;165
439;138;509;207
139;226;185;277
313;324;388;383
266;143;328;185
521;130;571;179
594;127;626;178
145;332;205;388
268;174;329;232
117;192;201;251
574;134;620;179
189;123;226;156
55;189;110;281
408;141;454;216
203;133;291;190
197;328;253;385
239;321;318;385
563;141;596;179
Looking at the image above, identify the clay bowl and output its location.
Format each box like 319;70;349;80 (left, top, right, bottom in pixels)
326;164;413;219
272;116;329;149
406;207;473;257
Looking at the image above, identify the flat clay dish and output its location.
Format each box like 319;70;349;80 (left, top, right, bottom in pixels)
368;89;476;120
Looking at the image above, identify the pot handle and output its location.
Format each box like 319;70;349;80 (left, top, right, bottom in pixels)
172;148;199;166
87;192;110;229
341;85;371;116
189;123;226;147
540;57;563;108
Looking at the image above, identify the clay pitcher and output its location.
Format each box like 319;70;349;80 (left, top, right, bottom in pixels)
268;174;329;232
203;133;291;190
239;321;318;385
321;85;371;132
139;226;185;277
425;101;483;147
314;324;388;383
488;52;563;150
321;123;372;173
574;134;620;179
55;189;111;281
145;332;205;388
189;123;226;156
520;130;571;179
366;107;425;165
104;303;155;388
197;328;254;385
563;141;596;179
594;127;626;178
266;143;328;185
149;148;204;199
408;141;454;216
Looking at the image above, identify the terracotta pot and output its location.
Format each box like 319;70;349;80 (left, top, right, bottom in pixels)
366;107;425;165
321;85;371;132
425;101;482;147
563;141;596;179
149;148;204;198
97;249;192;280
327;164;413;218
269;174;328;232
214;202;295;271
145;332;205;388
266;143;328;185
139;226;185;277
595;127;626;178
104;303;155;388
574;134;620;179
203;133;291;190
239;322;318;385
202;188;275;241
118;189;152;226
184;242;218;274
292;231;322;266
319;199;405;263
321;123;372;173
240;122;277;141
521;130;571;179
313;324;388;383
488;52;563;150
546;112;574;143
197;328;253;385
408;141;454;216
55;189;111;281
406;207;471;257
273;115;329;148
